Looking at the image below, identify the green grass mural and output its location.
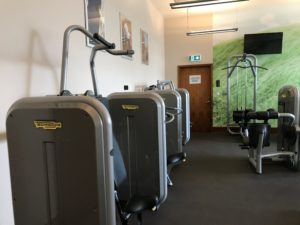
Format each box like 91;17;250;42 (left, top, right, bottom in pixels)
213;23;300;127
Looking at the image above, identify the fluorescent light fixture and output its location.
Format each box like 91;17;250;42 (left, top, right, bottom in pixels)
170;0;249;9
187;27;238;36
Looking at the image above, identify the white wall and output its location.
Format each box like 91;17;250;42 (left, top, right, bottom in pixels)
164;14;213;87
213;0;300;45
0;0;164;224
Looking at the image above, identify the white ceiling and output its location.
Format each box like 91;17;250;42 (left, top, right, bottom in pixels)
150;0;251;18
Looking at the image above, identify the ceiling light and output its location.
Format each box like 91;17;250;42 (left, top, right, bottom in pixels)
170;0;249;9
187;27;238;36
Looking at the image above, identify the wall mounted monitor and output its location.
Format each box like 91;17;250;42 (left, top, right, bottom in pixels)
244;32;283;55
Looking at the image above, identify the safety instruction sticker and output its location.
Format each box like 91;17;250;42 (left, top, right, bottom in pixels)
189;75;201;84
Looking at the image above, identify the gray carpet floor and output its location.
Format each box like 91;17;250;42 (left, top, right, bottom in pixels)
142;132;300;225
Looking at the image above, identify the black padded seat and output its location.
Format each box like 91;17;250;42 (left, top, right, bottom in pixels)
125;196;158;214
248;123;271;148
167;152;187;165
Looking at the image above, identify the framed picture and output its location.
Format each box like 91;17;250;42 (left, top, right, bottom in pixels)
140;29;149;65
120;13;133;59
84;0;105;47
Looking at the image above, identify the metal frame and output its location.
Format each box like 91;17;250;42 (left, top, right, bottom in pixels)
248;113;296;174
246;83;300;174
226;54;258;135
90;45;133;96
60;25;115;92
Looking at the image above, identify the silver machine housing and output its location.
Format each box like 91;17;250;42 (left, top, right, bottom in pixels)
6;24;129;225
6;96;116;225
155;80;190;145
108;92;168;205
154;89;183;159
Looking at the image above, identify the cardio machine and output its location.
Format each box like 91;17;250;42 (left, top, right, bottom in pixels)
6;25;118;225
6;25;167;225
89;43;168;214
155;80;191;145
145;80;190;186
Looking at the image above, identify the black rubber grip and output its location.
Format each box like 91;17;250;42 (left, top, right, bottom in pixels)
246;111;279;120
256;112;270;120
127;49;135;55
246;112;257;119
107;49;135;56
268;112;279;119
93;33;115;49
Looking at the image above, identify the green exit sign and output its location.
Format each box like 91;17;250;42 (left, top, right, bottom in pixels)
189;54;201;62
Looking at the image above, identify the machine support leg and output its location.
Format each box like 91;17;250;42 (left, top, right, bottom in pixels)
256;133;264;174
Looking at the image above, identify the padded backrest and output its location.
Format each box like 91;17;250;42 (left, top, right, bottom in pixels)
248;123;271;148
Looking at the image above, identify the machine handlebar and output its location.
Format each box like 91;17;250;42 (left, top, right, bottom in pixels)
93;33;115;49
106;49;134;56
246;111;295;125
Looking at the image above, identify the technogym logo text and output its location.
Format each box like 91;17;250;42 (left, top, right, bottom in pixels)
34;121;62;130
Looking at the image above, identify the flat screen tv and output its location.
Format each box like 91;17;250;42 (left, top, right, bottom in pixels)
243;32;283;55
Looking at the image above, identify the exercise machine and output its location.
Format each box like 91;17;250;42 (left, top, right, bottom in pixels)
242;86;300;174
226;54;267;141
108;93;168;204
155;80;190;145
6;25;117;225
145;81;187;185
90;44;168;208
6;25;164;225
63;25;167;225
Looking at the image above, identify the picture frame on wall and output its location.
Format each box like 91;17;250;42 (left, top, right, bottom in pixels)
140;29;149;65
120;13;133;60
84;0;105;47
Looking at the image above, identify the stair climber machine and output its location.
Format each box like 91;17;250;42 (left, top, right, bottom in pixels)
239;86;300;174
225;53;268;144
89;43;168;224
6;25;167;225
155;80;190;146
145;80;188;186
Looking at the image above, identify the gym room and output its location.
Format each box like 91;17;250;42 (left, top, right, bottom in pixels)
1;0;300;224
